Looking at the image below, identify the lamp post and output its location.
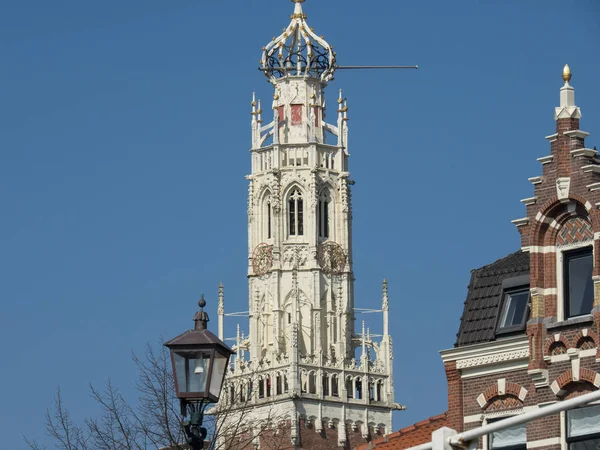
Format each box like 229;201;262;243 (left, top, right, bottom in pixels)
165;295;234;450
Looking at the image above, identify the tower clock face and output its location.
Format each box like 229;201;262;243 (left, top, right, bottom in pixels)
252;243;274;277
317;241;346;275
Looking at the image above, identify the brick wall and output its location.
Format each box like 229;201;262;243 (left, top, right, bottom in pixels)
445;361;463;432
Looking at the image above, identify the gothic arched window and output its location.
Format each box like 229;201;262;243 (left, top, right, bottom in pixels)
318;190;330;239
288;189;304;236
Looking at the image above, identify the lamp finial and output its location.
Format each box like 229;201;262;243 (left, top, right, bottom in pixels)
194;294;209;330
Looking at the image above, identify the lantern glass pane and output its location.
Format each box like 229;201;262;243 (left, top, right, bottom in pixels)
173;353;186;395
187;352;211;394
209;351;229;398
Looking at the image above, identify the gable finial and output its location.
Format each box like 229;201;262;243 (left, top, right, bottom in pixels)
562;64;572;84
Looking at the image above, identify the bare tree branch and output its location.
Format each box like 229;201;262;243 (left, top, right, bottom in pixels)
26;341;289;450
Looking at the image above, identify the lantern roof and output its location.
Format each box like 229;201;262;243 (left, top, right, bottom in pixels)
165;296;233;354
260;0;336;83
164;328;226;348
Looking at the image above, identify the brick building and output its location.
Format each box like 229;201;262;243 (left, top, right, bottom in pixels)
439;65;600;450
359;66;600;450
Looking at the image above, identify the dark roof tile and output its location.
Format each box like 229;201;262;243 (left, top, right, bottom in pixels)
455;251;529;347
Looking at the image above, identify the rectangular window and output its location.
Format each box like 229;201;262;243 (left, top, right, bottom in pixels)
488;420;526;450
564;247;594;319
277;106;284;124
567;404;600;450
497;288;529;333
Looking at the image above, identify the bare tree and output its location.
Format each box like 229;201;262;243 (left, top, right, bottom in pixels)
25;342;287;450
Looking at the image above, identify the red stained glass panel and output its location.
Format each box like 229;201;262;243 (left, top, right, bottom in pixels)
291;104;302;126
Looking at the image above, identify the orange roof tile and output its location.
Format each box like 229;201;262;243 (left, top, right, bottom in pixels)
354;412;448;450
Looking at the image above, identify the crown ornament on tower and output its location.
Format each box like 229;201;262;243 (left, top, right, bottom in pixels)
260;0;336;83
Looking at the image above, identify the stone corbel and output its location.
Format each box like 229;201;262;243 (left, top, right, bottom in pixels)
528;368;549;389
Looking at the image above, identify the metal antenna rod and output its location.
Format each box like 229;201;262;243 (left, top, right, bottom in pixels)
335;65;418;70
257;65;418;72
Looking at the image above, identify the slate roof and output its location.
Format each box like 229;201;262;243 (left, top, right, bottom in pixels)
455;250;530;347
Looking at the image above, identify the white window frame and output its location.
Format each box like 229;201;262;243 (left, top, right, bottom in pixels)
555;240;594;322
561;400;600;450
483;409;526;450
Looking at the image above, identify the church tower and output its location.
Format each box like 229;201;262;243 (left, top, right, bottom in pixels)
216;2;398;448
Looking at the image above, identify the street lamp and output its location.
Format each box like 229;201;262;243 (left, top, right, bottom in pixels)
165;295;234;450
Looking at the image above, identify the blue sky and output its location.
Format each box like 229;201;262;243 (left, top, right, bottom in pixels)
1;0;599;448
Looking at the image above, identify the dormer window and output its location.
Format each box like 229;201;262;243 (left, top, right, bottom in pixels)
497;288;529;333
564;246;593;319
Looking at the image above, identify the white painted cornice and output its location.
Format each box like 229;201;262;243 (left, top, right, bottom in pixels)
520;197;537;206
526;246;556;254
529;176;543;185
564;130;590;139
582;165;600;174
537;155;554;165
511;218;529;227
545;133;558;142
571;148;597;158
440;336;529;368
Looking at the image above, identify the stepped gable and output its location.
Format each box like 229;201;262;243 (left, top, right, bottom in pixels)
455;250;530;347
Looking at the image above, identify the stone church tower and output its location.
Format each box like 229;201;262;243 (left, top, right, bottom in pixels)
215;1;399;448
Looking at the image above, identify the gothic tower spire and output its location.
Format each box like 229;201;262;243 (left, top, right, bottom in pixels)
219;2;398;447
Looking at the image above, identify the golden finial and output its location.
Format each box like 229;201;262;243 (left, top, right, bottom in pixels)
562;64;572;83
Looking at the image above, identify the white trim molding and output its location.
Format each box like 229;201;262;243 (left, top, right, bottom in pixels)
529;176;543;185
441;337;529;378
511;218;529;227
463;414;483;424
571;148;597;158
564;130;590;139
537;155;554;165
581;165;600;174
527;437;561;448
527;246;556;254
520;197;537;206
